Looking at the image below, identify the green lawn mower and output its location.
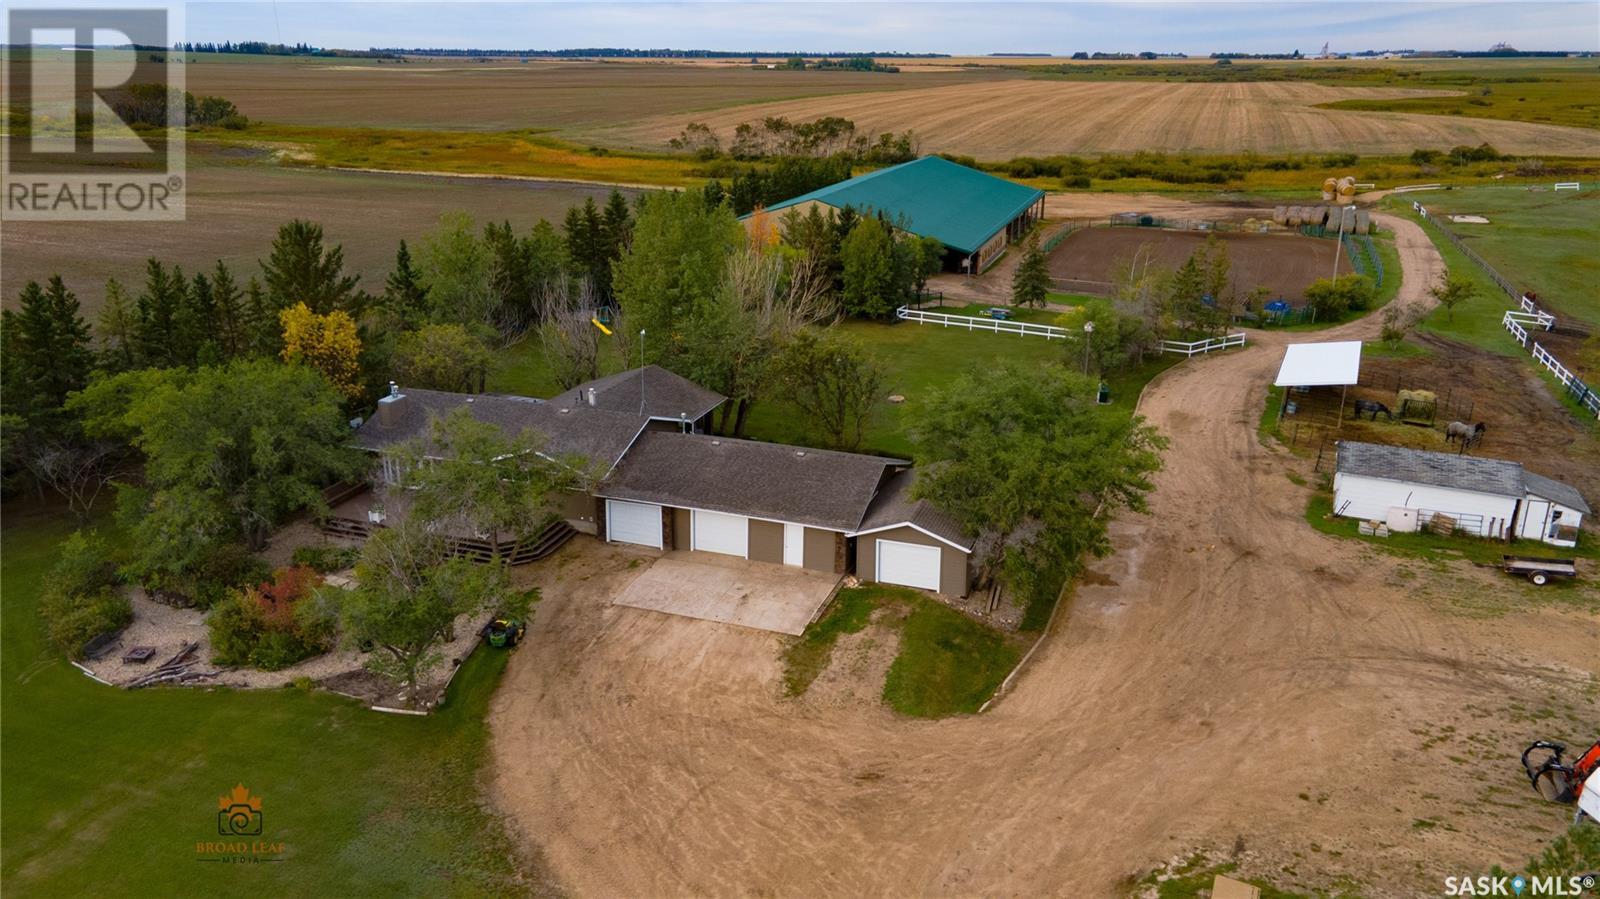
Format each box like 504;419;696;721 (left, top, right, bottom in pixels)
481;618;526;648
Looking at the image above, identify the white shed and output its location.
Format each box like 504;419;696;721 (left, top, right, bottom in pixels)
1333;442;1589;547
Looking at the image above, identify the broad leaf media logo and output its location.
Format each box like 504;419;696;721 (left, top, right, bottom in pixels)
3;3;186;221
217;783;263;836
197;784;286;864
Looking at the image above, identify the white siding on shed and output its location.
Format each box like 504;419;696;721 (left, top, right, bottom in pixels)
1332;473;1518;538
1514;496;1585;546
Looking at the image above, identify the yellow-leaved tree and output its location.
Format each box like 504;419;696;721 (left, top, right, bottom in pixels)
279;302;362;398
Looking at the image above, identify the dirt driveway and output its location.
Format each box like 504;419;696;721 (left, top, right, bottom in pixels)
489;211;1600;897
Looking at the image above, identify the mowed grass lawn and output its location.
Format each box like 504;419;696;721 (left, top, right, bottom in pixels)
0;508;540;896
1401;186;1600;327
781;585;1024;717
493;316;1177;458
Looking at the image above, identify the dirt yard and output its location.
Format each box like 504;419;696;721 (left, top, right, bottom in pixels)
1047;227;1353;301
487;209;1600;896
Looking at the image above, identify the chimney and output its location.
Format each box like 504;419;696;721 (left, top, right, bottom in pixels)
586;387;597;407
377;382;405;427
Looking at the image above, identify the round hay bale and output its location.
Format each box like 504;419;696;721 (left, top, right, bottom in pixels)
1272;205;1287;226
1322;177;1338;201
1355;209;1371;235
1286;207;1302;226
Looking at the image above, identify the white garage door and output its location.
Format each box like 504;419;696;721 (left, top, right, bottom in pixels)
692;510;748;558
606;500;662;549
876;539;942;592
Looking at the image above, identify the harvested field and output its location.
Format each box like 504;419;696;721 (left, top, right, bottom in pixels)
0;158;636;312
614;79;1600;157
1047;227;1352;301
172;55;1001;131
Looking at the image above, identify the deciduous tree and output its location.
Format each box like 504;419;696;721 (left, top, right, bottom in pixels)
396;407;587;563
840;215;897;318
393;323;490;393
771;330;884;451
340;520;516;707
70;359;359;599
911;362;1165;608
1428;272;1476;322
280;302;364;398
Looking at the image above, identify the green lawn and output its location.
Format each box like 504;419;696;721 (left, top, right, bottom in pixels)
1396;186;1600;328
1386;197;1527;356
0;507;539;896
781;585;1023;718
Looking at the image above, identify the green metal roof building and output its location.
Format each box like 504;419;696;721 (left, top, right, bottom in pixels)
761;156;1045;272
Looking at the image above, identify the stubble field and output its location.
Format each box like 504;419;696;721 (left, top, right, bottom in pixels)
172;55;1004;131
0;156;636;310
612;79;1600;157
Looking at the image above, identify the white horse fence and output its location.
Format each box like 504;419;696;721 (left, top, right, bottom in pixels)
895;306;1069;340
1159;333;1247;357
1554;182;1581;191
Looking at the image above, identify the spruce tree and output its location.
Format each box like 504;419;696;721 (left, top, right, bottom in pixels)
383;240;430;327
210;262;249;357
260;219;362;316
135;259;184;368
3;277;93;433
1010;232;1051;309
97;277;140;371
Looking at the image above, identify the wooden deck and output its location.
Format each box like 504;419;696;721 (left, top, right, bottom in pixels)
320;484;575;565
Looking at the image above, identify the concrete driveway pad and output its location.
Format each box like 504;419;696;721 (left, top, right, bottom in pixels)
611;552;839;635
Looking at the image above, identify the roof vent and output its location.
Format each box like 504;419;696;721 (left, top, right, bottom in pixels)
586;387;597;407
795;450;806;457
465;397;475;403
711;440;720;446
558;407;571;414
388;381;399;398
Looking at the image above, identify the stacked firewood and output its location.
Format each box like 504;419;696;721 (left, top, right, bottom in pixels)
127;641;224;689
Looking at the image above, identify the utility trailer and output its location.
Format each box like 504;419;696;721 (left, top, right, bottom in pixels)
1502;555;1578;586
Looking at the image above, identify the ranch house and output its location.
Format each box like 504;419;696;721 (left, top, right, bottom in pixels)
1332;441;1589;547
755;155;1045;274
336;366;974;596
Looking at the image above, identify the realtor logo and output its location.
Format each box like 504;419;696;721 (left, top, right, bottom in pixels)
3;4;186;220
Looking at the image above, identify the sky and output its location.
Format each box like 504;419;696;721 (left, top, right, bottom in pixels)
10;2;1599;54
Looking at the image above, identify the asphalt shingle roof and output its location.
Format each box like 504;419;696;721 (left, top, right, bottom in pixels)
598;431;908;531
762;156;1044;255
352;388;646;472
1336;441;1590;512
856;468;971;550
1522;471;1592;514
550;365;725;422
